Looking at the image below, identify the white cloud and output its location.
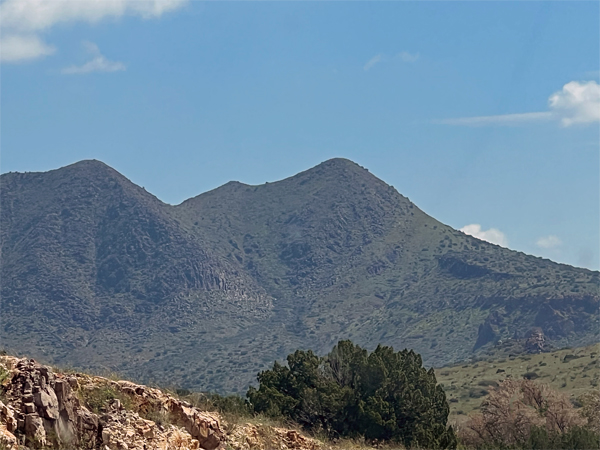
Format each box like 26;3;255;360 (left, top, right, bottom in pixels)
0;0;187;32
536;235;562;249
0;34;55;62
364;51;419;71
364;54;383;71
460;224;508;247
62;41;125;74
438;81;600;128
0;0;188;63
396;51;419;63
548;81;600;126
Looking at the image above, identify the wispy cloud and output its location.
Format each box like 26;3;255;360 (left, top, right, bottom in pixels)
364;54;383;71
438;111;552;126
437;81;600;128
396;51;419;63
536;235;562;249
363;51;419;71
0;0;188;63
460;224;508;247
62;41;125;75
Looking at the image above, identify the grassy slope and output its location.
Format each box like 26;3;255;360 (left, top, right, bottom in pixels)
437;344;600;423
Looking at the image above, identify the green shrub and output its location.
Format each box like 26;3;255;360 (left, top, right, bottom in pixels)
0;367;10;386
468;388;488;399
477;380;498;388
522;372;539;380
563;354;580;363
248;340;456;449
79;385;132;414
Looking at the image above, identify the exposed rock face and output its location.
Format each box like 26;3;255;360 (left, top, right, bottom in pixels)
535;304;575;338
115;380;223;449
474;311;505;350
0;355;325;450
0;356;224;449
1;357;99;448
227;424;323;450
525;327;546;354
0;401;18;450
99;400;200;450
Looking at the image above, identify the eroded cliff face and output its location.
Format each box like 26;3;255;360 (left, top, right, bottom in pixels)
0;356;326;450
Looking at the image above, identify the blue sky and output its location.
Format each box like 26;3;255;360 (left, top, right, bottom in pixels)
1;1;599;270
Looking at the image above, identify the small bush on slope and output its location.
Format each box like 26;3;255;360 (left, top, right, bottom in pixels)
459;379;600;449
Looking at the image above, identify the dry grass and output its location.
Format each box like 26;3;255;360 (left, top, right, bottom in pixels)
436;343;600;422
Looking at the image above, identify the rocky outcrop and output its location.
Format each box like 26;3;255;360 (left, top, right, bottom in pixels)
0;356;224;449
524;327;546;353
535;304;575;338
0;355;339;450
227;424;323;450
98;399;201;450
115;380;223;449
0;400;18;450
0;357;99;448
473;310;505;350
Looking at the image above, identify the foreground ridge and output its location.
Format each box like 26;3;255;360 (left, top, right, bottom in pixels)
0;356;327;450
0;356;224;449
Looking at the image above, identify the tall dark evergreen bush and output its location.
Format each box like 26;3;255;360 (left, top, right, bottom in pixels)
247;340;456;449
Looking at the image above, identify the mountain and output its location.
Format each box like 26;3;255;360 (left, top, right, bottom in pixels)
1;158;598;393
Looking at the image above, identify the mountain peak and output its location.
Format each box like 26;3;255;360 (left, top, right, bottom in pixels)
59;159;122;178
308;157;369;175
286;158;386;191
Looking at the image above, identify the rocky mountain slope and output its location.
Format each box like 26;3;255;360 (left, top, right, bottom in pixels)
1;158;598;393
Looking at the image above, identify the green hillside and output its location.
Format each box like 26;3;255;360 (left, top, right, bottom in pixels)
1;158;598;393
438;344;600;423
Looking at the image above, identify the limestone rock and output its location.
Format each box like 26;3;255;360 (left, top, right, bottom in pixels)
1;357;99;448
34;386;60;419
0;356;225;449
0;401;18;450
0;422;17;450
0;401;17;433
116;379;224;449
25;413;46;445
227;423;324;450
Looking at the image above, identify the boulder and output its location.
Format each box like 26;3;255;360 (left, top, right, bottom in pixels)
24;413;46;445
34;386;60;419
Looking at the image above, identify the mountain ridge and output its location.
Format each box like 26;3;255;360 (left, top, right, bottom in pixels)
1;158;598;393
